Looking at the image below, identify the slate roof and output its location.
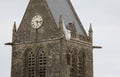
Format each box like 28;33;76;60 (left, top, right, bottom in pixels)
46;0;87;35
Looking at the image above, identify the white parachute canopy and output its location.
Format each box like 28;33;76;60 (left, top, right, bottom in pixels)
62;21;71;40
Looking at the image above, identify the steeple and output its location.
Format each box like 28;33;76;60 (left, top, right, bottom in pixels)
6;0;95;77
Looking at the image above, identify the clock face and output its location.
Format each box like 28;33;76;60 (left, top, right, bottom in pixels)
31;15;43;29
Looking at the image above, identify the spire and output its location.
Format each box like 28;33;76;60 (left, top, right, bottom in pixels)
12;21;17;42
89;23;93;37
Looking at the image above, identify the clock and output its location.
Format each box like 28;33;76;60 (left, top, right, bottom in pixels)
31;15;43;29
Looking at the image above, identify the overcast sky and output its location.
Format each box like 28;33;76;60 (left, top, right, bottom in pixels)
0;0;120;77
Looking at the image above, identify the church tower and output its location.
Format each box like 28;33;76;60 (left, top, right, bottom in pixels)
6;0;94;77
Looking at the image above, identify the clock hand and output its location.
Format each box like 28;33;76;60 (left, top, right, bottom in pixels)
36;21;39;26
36;21;42;25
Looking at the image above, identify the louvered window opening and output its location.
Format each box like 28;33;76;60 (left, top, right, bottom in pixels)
27;50;36;77
78;52;84;77
39;51;47;77
69;49;76;77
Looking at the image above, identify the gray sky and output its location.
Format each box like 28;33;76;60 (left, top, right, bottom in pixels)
0;0;120;77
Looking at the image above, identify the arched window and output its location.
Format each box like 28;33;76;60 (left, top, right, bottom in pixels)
26;49;36;77
38;48;47;77
78;51;84;77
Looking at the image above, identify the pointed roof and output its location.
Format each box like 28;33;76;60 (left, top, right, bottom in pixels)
46;0;87;35
16;0;87;42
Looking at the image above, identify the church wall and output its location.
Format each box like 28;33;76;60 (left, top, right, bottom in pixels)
66;39;93;77
11;39;68;77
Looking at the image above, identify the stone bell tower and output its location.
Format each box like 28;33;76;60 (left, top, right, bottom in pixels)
5;0;97;77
